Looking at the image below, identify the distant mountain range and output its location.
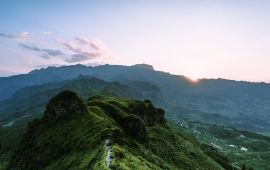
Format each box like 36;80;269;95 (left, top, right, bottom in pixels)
0;75;162;123
1;64;270;169
0;64;270;134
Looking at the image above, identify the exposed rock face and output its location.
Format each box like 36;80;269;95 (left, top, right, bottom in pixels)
44;90;87;118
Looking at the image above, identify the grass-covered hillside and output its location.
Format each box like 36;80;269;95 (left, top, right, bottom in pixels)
7;91;224;170
172;121;270;170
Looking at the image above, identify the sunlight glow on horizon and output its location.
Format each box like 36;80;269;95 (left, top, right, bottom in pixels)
185;76;200;84
1;0;270;82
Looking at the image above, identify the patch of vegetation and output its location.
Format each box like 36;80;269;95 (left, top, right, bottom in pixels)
174;121;270;170
7;91;224;170
201;144;233;170
0;119;29;170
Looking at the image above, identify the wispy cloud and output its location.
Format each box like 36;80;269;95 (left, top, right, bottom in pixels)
41;31;52;35
1;31;110;64
0;33;16;39
19;32;32;38
0;32;32;40
75;37;105;51
74;37;89;45
65;53;98;63
63;42;82;53
19;43;64;59
57;36;109;63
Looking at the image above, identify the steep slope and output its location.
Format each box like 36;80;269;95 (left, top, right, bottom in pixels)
173;121;270;170
8;91;223;170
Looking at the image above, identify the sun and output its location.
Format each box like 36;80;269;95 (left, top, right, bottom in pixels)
186;76;200;84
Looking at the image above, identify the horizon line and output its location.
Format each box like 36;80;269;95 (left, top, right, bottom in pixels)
1;63;269;84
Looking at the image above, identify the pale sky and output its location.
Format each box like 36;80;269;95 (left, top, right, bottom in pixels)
0;0;270;82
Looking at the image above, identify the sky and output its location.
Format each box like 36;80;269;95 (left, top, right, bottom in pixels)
0;0;270;82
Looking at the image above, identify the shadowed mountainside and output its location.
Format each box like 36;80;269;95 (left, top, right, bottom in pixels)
0;75;162;124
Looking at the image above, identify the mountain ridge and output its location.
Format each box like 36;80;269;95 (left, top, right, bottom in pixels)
1;64;270;134
2;64;269;84
0;76;162;124
7;90;225;170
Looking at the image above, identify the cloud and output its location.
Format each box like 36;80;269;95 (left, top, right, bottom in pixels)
19;41;101;63
19;43;64;59
65;52;100;63
90;41;102;51
41;31;52;35
0;33;16;39
2;31;110;65
65;54;91;63
19;32;32;38
56;36;109;63
63;42;82;53
0;32;32;40
74;37;89;45
75;37;104;51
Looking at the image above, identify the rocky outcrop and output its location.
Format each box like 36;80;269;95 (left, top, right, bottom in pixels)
121;114;147;142
44;90;87;118
129;100;166;126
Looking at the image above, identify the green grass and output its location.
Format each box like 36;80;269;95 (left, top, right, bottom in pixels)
174;121;270;170
0;116;34;169
6;92;225;170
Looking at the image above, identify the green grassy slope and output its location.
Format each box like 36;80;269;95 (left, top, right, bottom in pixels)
0;119;29;169
7;91;224;170
173;121;270;170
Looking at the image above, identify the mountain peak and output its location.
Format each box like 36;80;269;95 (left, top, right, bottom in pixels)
44;90;87;118
29;64;89;74
131;64;154;70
